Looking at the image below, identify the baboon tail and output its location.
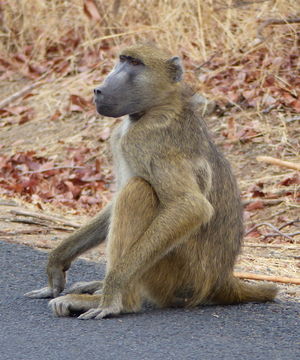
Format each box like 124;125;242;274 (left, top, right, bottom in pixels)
213;277;278;305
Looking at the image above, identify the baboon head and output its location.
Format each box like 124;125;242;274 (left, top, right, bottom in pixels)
94;45;183;118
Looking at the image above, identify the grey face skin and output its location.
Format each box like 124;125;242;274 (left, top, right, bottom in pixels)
93;54;183;119
94;55;148;118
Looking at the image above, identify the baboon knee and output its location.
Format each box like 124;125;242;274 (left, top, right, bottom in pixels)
117;177;159;209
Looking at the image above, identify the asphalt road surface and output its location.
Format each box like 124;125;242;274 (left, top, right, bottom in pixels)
0;241;299;360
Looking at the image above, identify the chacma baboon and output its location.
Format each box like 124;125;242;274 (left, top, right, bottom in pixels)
25;44;277;319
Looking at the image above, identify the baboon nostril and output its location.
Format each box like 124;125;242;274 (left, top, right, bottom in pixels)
94;88;102;95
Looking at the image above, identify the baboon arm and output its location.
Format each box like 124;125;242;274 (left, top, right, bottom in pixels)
25;202;112;298
49;201;112;266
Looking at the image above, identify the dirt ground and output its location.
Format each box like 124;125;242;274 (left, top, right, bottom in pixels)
0;76;299;302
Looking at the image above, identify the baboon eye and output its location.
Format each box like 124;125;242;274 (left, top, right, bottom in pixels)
119;55;143;66
130;59;143;66
119;55;126;63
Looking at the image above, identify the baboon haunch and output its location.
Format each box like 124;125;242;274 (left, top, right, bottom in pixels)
25;44;277;319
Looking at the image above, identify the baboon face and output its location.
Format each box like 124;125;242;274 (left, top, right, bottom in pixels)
94;45;183;118
94;54;147;117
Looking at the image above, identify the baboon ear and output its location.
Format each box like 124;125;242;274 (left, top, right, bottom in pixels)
166;56;183;83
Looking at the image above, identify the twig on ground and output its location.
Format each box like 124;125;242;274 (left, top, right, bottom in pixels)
243;243;299;250
216;0;271;11
8;218;74;232
263;232;300;240
0;200;18;206
2;237;53;249
194;52;219;72
10;218;49;227
278;219;300;230
261;104;278;114
286;115;300;123
22;165;85;175
256;156;300;171
256;17;300;42
263;209;286;220
265;188;300;198
235;272;300;285
216;133;264;145
244;253;300;261
0;228;50;236
242;199;283;207
0;72;51;109
10;209;80;228
245;222;295;241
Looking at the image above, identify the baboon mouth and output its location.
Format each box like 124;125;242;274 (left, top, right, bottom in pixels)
96;104;111;113
96;103;121;118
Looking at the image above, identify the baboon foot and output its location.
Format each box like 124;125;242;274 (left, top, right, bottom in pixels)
49;294;101;317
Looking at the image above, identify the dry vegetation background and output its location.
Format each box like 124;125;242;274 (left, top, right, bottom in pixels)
0;0;299;299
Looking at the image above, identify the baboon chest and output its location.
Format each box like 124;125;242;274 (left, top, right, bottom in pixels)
112;118;137;189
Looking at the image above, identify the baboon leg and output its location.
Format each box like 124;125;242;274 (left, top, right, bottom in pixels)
140;251;192;308
106;176;159;271
121;284;143;313
104;176;159;313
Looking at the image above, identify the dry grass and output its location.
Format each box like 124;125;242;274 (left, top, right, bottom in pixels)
1;1;298;51
1;1;299;105
1;1;299;68
0;1;299;126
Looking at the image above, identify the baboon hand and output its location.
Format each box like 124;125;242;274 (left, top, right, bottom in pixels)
24;286;55;299
25;267;66;299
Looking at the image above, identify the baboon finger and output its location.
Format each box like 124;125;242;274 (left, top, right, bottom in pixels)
24;286;54;299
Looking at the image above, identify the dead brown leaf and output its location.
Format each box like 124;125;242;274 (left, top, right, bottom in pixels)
83;0;101;21
245;200;264;211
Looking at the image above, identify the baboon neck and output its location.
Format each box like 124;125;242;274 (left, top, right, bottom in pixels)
129;112;145;121
130;90;183;122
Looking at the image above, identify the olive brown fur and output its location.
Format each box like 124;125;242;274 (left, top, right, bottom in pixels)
25;44;277;319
